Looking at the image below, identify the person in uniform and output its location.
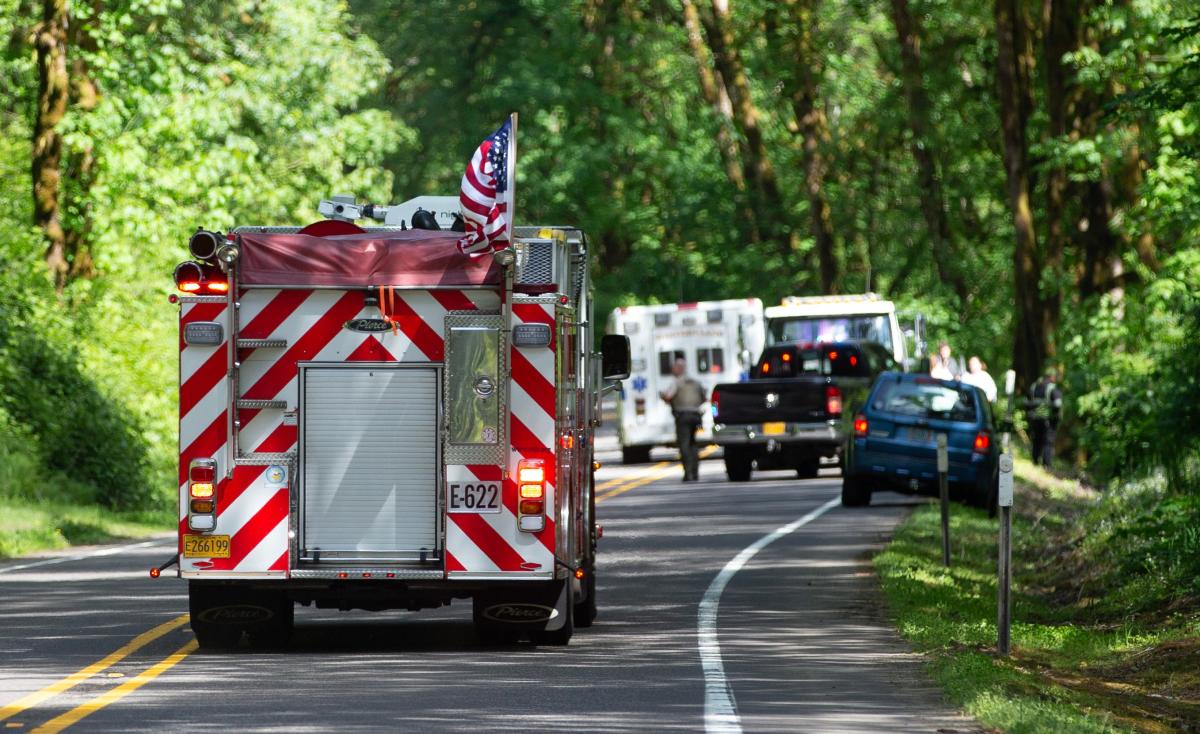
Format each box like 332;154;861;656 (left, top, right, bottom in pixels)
660;358;707;482
1026;367;1063;467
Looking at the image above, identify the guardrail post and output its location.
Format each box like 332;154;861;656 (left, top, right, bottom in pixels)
937;433;950;567
997;453;1014;656
1002;369;1016;452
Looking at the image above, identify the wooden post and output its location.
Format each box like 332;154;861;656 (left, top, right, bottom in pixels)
937;433;950;567
997;453;1014;656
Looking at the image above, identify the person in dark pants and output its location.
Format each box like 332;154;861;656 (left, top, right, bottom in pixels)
660;358;706;482
1026;367;1063;467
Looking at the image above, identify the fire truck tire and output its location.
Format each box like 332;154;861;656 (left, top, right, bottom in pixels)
247;596;294;649
531;599;573;646
189;583;292;650
724;450;752;482
573;564;597;628
622;446;652;465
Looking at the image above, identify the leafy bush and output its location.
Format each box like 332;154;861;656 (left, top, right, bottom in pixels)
1062;251;1200;492
0;256;154;509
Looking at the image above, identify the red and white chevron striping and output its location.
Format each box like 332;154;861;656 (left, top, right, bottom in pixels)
178;287;501;576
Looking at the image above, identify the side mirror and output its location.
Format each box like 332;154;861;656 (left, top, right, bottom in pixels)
600;335;631;381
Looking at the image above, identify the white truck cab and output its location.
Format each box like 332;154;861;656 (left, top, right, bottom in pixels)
764;293;915;367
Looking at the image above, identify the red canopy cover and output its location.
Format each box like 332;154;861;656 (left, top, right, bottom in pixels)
236;230;502;288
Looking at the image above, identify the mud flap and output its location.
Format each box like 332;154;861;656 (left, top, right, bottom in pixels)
472;579;569;632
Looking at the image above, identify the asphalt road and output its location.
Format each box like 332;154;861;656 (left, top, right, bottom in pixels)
0;445;980;733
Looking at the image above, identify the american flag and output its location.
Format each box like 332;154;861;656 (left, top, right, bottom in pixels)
458;118;512;255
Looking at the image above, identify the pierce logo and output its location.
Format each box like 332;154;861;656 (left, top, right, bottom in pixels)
482;603;557;624
197;604;275;624
344;318;392;333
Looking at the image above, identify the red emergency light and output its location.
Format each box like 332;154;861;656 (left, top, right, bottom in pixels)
174;260;229;295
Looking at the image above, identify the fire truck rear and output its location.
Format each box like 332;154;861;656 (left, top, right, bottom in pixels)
168;196;630;648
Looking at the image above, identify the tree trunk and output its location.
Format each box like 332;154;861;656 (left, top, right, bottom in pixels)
699;0;792;261
33;0;70;289
995;0;1043;387
679;0;760;243
890;0;967;305
775;0;837;293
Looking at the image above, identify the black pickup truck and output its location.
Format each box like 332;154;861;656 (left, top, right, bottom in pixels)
710;341;897;481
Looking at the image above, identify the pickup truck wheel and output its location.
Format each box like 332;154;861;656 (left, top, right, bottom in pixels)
622;446;652;465
724;451;752;482
841;474;872;507
795;460;820;479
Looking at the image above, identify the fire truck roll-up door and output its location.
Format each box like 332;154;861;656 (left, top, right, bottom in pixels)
299;363;440;563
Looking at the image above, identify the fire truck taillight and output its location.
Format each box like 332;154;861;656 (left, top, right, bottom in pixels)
187;458;218;532
173;260;229;295
516;458;547;533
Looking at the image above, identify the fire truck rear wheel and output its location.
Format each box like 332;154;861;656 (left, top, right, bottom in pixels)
573;563;597;628
531;599;574;646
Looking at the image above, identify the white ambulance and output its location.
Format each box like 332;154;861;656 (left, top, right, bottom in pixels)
606;299;765;464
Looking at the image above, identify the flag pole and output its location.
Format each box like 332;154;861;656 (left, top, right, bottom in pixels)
507;111;518;235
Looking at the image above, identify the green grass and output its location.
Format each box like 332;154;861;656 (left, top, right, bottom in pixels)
0;499;173;558
875;457;1200;733
0;409;173;559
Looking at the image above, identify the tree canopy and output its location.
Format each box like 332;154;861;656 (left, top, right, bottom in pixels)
0;0;1197;504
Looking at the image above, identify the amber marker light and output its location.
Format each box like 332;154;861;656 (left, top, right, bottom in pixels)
574;568;585;580
189;482;215;499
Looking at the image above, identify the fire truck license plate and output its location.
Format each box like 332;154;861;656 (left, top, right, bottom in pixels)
762;422;787;435
183;535;231;558
447;482;502;513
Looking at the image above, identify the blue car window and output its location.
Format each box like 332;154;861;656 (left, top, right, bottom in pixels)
873;379;977;422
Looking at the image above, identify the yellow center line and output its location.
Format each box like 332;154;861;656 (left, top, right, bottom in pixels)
595;460;672;491
0;614;190;724
30;639;198;734
596;446;717;504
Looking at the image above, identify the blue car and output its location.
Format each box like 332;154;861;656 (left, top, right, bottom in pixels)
842;372;1000;508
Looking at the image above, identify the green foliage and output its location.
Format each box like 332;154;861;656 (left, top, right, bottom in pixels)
0;252;154;508
1063;251;1200;489
877;462;1199;733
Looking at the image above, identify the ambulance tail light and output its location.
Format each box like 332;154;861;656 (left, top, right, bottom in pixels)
826;386;843;417
516;458;547;533
187;458;218;532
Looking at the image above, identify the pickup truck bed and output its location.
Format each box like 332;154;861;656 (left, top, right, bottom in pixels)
711;341;894;481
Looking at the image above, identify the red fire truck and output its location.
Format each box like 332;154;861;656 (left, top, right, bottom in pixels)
165;196;630;648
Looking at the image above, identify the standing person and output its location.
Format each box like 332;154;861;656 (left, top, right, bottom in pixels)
660;358;706;482
930;353;953;380
961;356;998;402
937;341;963;379
1026;367;1063;467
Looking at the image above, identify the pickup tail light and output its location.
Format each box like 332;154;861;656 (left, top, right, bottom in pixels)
711;390;721;419
973;431;990;453
826;386;843;416
854;414;868;437
516;458;547;532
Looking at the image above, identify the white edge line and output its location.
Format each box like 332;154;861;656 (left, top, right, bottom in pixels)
0;537;174;574
699;495;842;734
